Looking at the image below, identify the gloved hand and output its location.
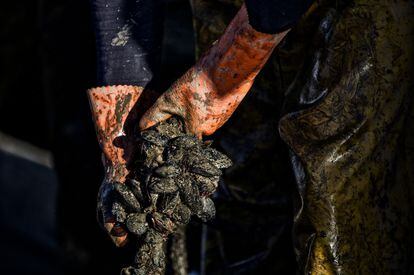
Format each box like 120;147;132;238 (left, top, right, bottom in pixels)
90;0;165;248
88;85;143;247
139;4;289;138
88;105;233;273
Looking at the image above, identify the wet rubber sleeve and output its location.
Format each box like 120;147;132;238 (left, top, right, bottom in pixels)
90;0;164;87
245;0;314;34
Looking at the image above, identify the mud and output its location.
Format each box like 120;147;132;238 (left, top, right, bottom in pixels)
111;23;133;47
110;117;232;274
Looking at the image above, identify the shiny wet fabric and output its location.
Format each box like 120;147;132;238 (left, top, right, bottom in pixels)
279;0;414;273
191;0;414;274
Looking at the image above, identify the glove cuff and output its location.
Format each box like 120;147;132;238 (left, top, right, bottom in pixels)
88;85;143;182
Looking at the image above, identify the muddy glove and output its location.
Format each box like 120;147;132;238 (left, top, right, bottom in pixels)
89;0;165;247
88;85;144;247
139;4;289;137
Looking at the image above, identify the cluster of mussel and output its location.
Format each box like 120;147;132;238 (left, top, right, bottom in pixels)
109;118;232;275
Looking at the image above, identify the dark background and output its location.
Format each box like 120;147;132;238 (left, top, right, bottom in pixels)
0;0;196;274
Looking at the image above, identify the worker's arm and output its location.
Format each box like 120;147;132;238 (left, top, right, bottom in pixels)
88;0;164;246
91;0;164;87
140;1;314;137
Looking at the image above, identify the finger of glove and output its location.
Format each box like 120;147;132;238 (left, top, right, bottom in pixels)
139;101;173;131
113;183;141;212
103;221;129;247
97;181;116;221
98;183;129;246
109;222;128;237
100;203;129;247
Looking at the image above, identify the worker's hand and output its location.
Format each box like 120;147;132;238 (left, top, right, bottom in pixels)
88;85;144;246
97;178;146;247
140;4;289;138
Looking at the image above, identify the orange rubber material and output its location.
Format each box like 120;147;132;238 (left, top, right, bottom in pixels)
88;85;143;247
88;85;143;182
140;4;289;137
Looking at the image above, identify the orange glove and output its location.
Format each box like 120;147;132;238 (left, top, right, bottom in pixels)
88;85;143;247
140;4;289;138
